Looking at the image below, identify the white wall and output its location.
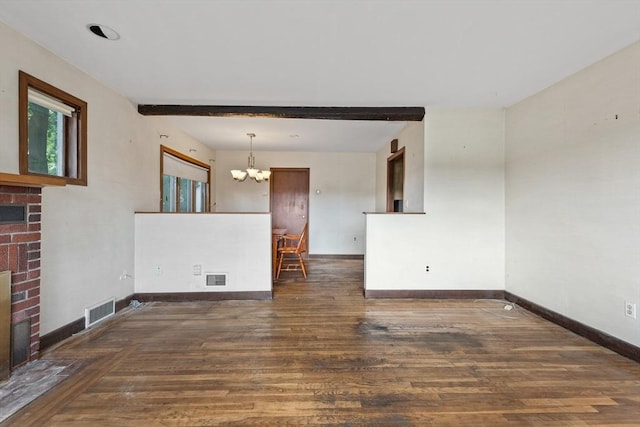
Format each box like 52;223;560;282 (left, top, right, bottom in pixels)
365;214;428;289
506;41;640;346
215;151;375;255
423;109;505;289
135;213;271;293
0;22;215;334
366;110;505;291
375;121;425;212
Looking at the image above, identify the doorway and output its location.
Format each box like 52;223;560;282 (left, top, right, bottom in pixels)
387;147;405;212
270;168;310;244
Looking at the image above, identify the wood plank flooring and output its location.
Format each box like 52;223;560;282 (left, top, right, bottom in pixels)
4;258;640;426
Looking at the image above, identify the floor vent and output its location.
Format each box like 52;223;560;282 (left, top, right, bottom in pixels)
206;274;227;286
85;298;115;328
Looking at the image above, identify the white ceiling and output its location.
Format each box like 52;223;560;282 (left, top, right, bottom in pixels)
1;0;639;152
166;116;408;152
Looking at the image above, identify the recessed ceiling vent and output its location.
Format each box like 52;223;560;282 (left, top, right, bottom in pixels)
87;24;120;40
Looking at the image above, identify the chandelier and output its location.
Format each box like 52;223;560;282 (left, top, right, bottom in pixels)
230;133;271;182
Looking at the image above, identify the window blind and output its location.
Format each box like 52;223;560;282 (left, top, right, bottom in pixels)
163;153;209;182
28;88;75;117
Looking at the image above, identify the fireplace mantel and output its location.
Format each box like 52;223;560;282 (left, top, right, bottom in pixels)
0;172;65;188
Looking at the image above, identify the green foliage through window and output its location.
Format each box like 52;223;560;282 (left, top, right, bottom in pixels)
27;102;63;176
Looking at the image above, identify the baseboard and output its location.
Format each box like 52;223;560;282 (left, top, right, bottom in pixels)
115;294;134;312
505;291;640;363
40;294;134;352
133;291;272;302
308;254;364;260
39;318;84;352
40;292;270;351
364;289;505;299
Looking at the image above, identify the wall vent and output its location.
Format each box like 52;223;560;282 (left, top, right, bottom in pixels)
206;273;227;286
0;204;26;224
85;298;115;328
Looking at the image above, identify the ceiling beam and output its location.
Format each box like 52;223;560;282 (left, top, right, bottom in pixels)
137;105;425;121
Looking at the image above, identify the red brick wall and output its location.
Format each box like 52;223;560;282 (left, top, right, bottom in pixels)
0;185;41;366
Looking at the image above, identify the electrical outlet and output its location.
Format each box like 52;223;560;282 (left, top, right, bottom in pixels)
625;301;637;319
154;265;161;276
425;265;430;272
193;264;202;276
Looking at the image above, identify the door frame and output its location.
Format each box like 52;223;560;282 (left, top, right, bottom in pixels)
386;147;405;212
269;167;310;247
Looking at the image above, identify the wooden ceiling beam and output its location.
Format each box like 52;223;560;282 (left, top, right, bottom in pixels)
137;105;425;121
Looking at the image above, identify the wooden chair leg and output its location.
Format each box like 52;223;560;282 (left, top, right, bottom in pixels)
298;254;307;278
277;252;307;279
276;252;284;279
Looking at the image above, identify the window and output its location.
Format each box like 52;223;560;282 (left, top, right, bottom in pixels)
178;177;193;212
194;180;207;212
19;71;88;185
162;175;177;212
160;145;211;213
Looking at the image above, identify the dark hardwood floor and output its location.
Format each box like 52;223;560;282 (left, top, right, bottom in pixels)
4;258;640;426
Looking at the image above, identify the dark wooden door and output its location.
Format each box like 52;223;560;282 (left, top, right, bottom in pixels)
270;168;310;241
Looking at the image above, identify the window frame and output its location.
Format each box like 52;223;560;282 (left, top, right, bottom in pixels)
160;145;211;213
19;70;88;186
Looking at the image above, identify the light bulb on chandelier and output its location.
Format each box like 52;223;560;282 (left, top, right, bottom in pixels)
230;133;271;182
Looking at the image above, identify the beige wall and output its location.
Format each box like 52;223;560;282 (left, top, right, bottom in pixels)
506;41;640;346
424;109;505;287
0;22;215;334
135;213;271;293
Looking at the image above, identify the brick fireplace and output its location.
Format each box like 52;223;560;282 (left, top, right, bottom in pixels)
0;184;42;368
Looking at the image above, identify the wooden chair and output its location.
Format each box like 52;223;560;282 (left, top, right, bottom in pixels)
276;223;308;279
